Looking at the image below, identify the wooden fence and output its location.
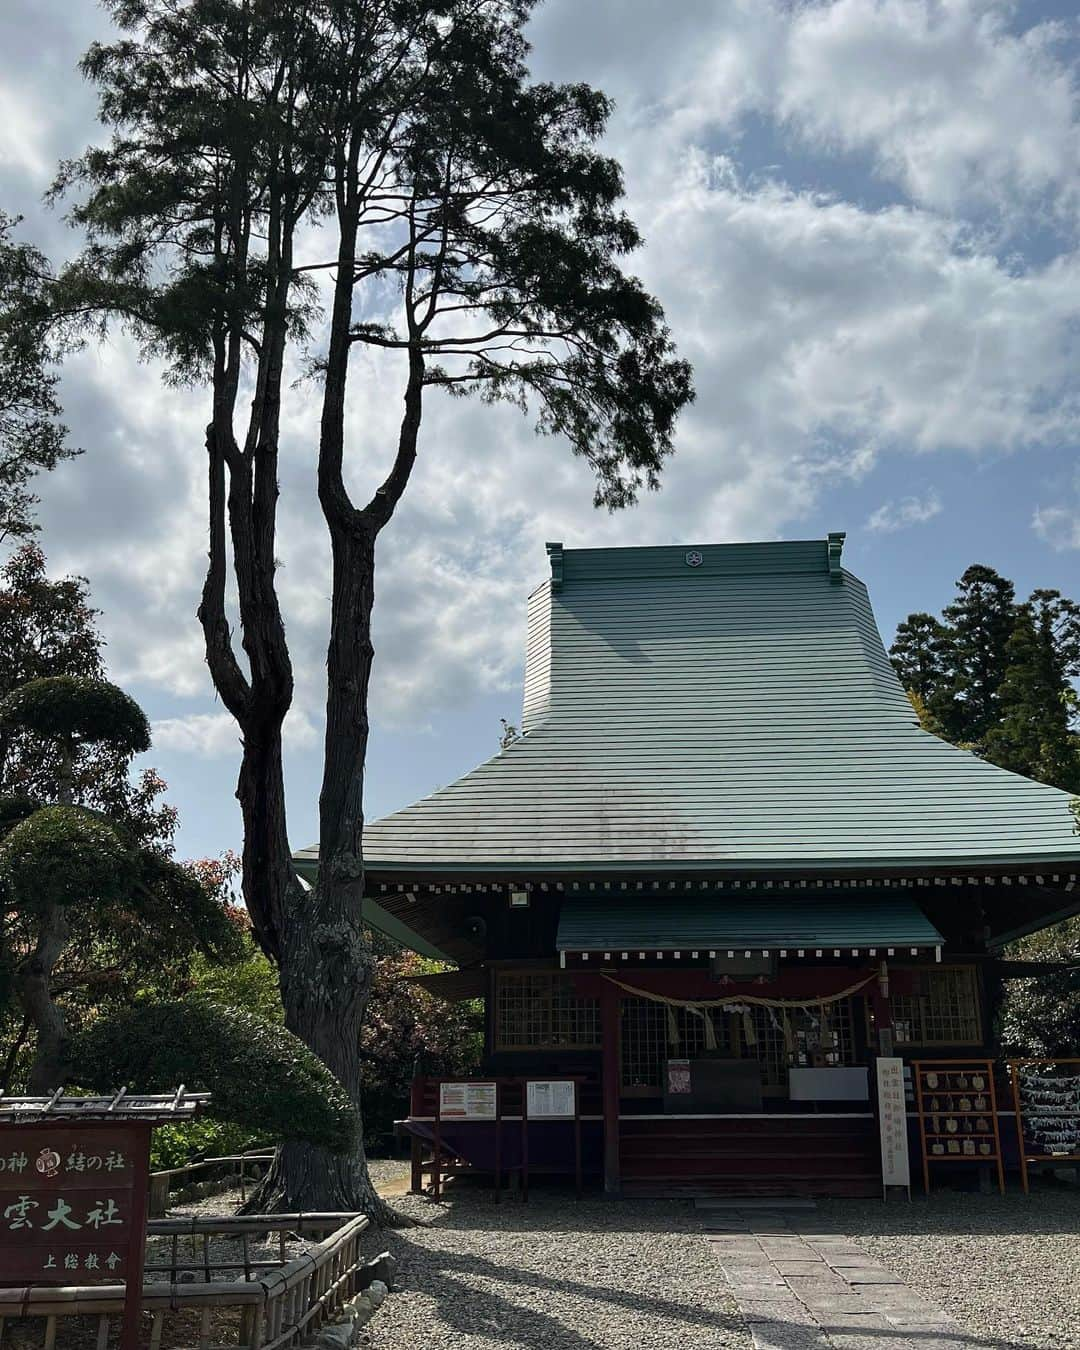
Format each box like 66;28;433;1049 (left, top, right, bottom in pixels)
148;1152;276;1217
0;1213;370;1350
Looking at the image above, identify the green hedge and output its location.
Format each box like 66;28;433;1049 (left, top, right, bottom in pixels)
73;998;358;1154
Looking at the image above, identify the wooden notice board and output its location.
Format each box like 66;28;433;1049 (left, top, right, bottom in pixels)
0;1120;151;1350
912;1058;1004;1195
432;1080;502;1202
521;1079;582;1202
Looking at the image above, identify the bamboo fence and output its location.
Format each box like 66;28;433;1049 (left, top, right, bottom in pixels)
0;1213;370;1350
147;1153;276;1217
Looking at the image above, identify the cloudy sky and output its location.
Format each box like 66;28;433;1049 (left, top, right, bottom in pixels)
2;0;1079;863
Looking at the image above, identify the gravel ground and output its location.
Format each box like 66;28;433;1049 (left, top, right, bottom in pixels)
814;1183;1080;1350
366;1157;412;1190
366;1187;749;1350
366;1182;1080;1350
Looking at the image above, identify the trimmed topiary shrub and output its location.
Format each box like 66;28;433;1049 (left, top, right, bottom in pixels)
132;851;244;963
0;804;133;911
0;676;151;752
73;998;358;1154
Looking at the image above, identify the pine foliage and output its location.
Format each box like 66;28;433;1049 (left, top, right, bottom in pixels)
890;566;1080;792
0;214;76;541
984;603;1079;792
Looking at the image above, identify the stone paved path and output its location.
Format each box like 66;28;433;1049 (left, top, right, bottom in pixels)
708;1210;970;1350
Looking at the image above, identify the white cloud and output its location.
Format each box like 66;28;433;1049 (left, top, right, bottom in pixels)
9;0;1080;777
1032;505;1080;551
154;708;319;757
1033;470;1080;550
0;84;49;180
629;0;1080;224
865;489;944;533
153;714;238;758
773;0;1080;220
633;153;1080;458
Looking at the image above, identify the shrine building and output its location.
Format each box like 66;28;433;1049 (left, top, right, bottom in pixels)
295;534;1080;1197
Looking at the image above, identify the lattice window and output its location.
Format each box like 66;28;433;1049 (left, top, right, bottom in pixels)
891;966;981;1046
621;999;727;1091
745;1000;855;1085
620;996;856;1092
494;972;601;1050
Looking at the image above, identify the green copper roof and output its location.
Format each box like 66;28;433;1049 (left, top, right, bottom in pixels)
556;892;944;953
296;535;1080;874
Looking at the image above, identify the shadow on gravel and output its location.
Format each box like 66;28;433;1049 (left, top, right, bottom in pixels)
391;1184;708;1232
813;1181;1080;1238
376;1193;745;1348
375;1184;1079;1349
379;1242;745;1348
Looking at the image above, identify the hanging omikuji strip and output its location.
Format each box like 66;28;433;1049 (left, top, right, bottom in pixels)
1008;1058;1080;1194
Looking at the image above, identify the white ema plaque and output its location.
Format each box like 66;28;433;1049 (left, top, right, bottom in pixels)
876;1056;911;1190
526;1080;576;1119
439;1081;497;1120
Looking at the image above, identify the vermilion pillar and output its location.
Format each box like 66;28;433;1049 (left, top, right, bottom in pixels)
600;978;621;1193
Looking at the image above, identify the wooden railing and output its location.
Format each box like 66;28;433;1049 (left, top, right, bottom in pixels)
148;1150;276;1217
0;1213;370;1350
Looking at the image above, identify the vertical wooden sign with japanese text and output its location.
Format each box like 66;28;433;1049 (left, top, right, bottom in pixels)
875;1056;911;1195
0;1121;151;1350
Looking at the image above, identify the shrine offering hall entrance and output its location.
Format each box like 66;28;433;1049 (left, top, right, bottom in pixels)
407;956;995;1199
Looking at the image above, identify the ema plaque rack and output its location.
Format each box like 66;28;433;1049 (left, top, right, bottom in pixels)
912;1058;1004;1195
1007;1058;1080;1194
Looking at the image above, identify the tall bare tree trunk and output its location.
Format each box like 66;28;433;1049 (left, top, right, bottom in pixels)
238;661;381;1212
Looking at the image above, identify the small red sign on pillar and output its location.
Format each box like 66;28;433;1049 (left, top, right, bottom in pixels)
0;1120;152;1350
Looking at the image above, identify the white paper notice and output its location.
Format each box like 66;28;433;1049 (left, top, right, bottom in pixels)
439;1081;497;1120
526;1080;576;1119
876;1057;910;1189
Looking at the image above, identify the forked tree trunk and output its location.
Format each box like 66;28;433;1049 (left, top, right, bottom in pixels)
236;677;400;1221
246;523;405;1222
233;719;297;964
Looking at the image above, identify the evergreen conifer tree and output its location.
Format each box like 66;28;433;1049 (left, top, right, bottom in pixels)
0;215;76;542
890;611;954;728
937;564;1016;746
984;600;1080;792
892;570;1080;790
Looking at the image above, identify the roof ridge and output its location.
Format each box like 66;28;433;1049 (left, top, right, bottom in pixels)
547;535;845;590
